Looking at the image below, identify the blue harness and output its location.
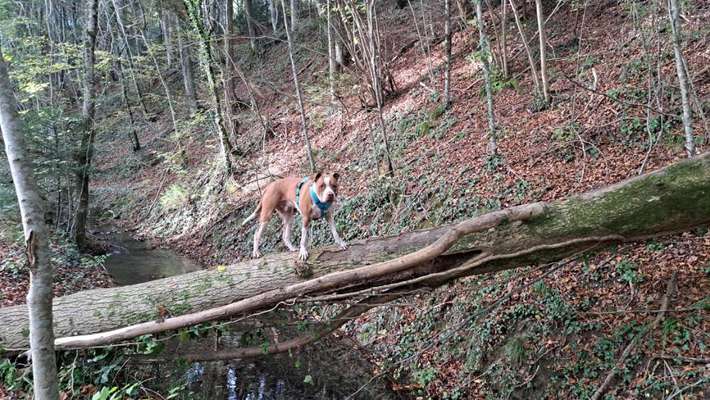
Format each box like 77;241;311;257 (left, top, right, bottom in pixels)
310;187;332;213
295;176;331;215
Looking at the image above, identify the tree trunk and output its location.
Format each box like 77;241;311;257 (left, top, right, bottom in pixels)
290;0;297;31
243;0;257;50
282;0;316;173
343;0;394;175
136;24;180;137
176;20;199;115
443;0;452;107
71;0;98;249
104;2;140;152
508;0;540;95
326;0;336;102
0;45;59;400
474;0;497;155
118;61;141;151
406;0;434;86
184;0;235;175
224;0;239;140
334;40;344;70
269;0;279;32
500;0;508;77
369;1;394;176
110;0;150;118
455;0;472;26
1;153;709;351
535;0;550;105
159;3;174;68
667;0;694;157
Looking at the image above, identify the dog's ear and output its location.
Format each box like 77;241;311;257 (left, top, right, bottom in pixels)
312;171;322;182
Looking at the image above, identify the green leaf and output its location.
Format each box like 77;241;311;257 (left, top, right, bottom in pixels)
91;386;119;400
178;329;190;342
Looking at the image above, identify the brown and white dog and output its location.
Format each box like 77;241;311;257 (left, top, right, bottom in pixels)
242;172;347;261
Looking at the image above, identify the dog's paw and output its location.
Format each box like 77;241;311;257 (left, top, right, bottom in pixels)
298;247;309;261
337;241;348;250
252;250;262;258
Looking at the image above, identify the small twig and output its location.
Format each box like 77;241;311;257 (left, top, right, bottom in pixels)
665;379;707;400
144;168;169;218
141;386;166;400
581;307;701;316
419;81;435;93
653;354;710;364
590;273;677;400
561;72;678;118
663;359;682;400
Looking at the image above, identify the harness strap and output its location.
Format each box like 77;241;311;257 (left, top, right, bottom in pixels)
310;187;332;213
295;176;332;215
294;176;309;214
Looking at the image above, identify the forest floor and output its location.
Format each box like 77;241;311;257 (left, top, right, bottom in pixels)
1;0;708;398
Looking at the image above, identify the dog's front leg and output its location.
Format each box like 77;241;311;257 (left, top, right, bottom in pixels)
327;211;347;250
298;221;309;261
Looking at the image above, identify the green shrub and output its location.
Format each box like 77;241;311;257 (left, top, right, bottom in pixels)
615;258;642;285
160;184;189;210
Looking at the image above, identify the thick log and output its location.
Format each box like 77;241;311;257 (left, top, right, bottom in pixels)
1;153;709;351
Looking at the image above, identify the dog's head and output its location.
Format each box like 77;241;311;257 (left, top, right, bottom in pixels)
312;172;340;203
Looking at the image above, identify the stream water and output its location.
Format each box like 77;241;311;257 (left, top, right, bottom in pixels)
96;227;397;399
96;228;202;285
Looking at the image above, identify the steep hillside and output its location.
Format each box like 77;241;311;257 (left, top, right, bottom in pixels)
1;0;707;398
85;1;709;398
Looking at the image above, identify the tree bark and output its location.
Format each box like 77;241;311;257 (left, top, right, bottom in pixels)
71;0;98;249
176;19;199;115
1;153;709;351
667;0;694;157
535;0;550;105
334;40;344;70
289;0;297;31
159;2;174;68
0;45;59;400
500;0;508;78
444;0;452;108
474;0;497;155
326;0;336;102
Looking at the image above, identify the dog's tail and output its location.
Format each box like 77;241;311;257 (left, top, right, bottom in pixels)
241;204;261;227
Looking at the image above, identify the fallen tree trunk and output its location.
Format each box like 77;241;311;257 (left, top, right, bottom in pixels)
1;153;709;351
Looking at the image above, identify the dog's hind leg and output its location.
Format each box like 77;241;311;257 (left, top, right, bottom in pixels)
241;204;261;226
252;222;266;258
278;211;297;252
